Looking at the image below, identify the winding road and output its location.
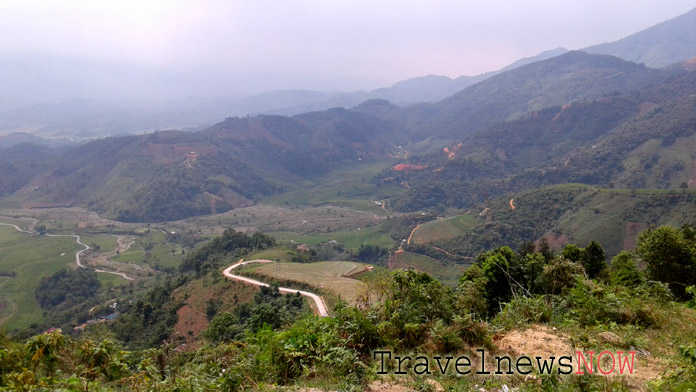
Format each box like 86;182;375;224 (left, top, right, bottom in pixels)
222;260;329;317
0;222;134;280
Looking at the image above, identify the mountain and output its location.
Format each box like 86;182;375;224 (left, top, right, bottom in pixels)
432;51;668;138
381;63;696;212
2;107;404;221
406;183;696;259
584;7;696;67
369;48;569;105
2;51;693;222
0;49;568;139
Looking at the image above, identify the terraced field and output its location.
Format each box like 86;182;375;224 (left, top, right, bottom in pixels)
249;261;370;304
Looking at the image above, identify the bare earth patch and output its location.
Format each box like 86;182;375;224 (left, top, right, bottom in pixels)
536;231;569;251
495;325;574;360
495;325;665;391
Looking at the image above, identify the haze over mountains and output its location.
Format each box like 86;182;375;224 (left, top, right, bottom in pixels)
1;7;696;225
1;7;694;140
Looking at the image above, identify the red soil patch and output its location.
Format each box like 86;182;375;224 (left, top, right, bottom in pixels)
392;164;425;171
442;142;463;160
172;304;208;351
552;104;572;122
682;57;696;70
623;222;647;251
536;231;568;251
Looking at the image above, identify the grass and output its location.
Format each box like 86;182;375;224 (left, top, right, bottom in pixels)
249;261;369;304
0;225;80;331
269;228;395;251
412;214;479;244
261;159;402;213
79;234;119;252
246;248;296;263
96;272;128;290
392;251;468;287
110;229;183;269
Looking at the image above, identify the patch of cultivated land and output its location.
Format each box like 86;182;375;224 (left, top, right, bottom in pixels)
269;228;395;251
411;214;479;244
390;251;468;287
250;261;369;304
0;224;80;330
178;204;387;236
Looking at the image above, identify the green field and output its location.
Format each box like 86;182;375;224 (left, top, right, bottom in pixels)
269;228;395;251
110;229;183;269
261;159;402;213
78;234;119;252
411;214;479;244
249;261;369;304
0;225;81;331
392;251;468;287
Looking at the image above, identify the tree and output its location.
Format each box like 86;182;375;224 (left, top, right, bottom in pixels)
561;244;584;262
609;251;643;287
637;225;696;299
582;241;607;279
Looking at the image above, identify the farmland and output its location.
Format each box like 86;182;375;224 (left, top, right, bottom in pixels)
390;251;468;287
247;261;370;304
0;224;80;331
410;214;479;244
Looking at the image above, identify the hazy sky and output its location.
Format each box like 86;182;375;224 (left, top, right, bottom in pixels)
1;0;695;93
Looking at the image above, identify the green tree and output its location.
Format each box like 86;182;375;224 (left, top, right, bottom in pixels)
609;251;644;287
637;225;696;299
581;241;607;279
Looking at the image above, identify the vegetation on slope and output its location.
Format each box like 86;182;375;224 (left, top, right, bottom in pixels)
2;225;696;391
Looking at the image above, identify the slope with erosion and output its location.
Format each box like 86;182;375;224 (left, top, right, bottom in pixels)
384;65;696;212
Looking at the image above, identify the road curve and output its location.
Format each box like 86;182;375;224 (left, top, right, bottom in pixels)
45;233;89;268
1;222;135;280
222;260;329;317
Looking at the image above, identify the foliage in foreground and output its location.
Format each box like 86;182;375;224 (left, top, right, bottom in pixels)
2;225;696;390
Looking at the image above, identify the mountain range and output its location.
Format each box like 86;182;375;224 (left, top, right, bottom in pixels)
1;7;696;225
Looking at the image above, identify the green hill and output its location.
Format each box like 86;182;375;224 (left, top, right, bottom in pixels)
406;184;696;258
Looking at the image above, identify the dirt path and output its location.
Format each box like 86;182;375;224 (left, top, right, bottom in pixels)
406;224;421;245
509;198;516;210
0;222;135;280
222;260;329;317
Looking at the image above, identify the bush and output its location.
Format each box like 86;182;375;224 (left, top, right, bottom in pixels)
540;257;585;294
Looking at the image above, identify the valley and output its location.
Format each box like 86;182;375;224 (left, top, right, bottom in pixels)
1;6;696;390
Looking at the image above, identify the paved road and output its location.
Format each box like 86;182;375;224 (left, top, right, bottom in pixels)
222;260;329;317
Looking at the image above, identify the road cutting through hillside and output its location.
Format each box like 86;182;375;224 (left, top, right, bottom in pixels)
222;260;329;317
406;224;421;245
510;198;516;210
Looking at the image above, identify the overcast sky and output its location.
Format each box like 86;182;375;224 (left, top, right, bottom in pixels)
1;0;695;93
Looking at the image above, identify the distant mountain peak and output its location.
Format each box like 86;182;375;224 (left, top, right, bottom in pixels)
584;7;696;67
